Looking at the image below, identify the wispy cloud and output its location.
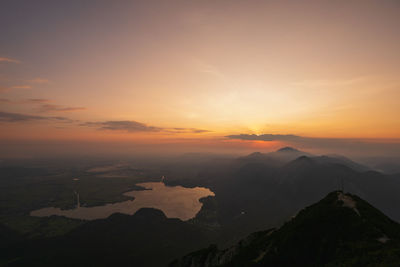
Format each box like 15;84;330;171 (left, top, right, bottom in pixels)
0;107;209;134
27;98;51;103
0;111;47;122
194;59;227;80
226;134;300;142
0;99;85;113
82;120;162;132
170;128;211;134
0;76;48;94
0;111;72;122
38;104;86;112
82;120;210;134
199;64;225;79
0;85;32;92
0;98;50;104
291;76;368;88
0;57;20;64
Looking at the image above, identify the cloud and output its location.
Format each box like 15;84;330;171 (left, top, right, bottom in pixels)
38;104;86;112
0;85;32;92
0;112;47;122
192;129;210;133
200;64;225;79
28;78;50;84
0;57;20;64
27;98;51;103
11;85;31;89
82;120;210;134
170;128;211;134
226;134;301;141
82;121;162;132
0;98;50;104
0;77;48;94
0;99;85;113
0;111;72;122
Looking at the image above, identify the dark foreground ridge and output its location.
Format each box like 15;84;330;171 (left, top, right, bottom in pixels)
1;208;217;267
171;191;400;267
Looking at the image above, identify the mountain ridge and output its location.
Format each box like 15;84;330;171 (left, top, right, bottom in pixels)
171;191;400;266
238;147;370;172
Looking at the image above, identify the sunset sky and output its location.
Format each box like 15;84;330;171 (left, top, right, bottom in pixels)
1;0;400;157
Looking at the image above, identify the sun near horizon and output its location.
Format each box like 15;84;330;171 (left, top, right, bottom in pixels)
1;1;400;158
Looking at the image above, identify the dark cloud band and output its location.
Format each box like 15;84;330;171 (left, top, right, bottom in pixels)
0;111;72;122
82;120;210;134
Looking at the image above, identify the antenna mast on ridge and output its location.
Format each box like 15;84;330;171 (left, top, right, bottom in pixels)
341;177;345;192
337;177;345;192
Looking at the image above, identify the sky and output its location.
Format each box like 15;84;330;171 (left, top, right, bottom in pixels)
1;0;400;158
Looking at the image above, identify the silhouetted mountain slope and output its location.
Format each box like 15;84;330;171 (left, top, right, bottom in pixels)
165;150;400;244
236;147;311;167
361;156;400;174
234;148;369;172
313;155;370;172
3;208;218;267
277;157;400;222
156;148;400;250
171;191;400;267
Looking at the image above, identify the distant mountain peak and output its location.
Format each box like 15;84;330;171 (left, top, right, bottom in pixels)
277;146;299;152
297;155;312;160
291;155;314;164
249;151;263;155
247;152;264;157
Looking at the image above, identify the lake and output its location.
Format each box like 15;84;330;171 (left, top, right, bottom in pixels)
30;182;214;221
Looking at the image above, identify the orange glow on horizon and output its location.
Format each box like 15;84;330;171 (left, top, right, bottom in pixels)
1;1;400;156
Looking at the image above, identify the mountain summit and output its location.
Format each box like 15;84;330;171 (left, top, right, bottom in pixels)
276;146;300;152
238;147;311;167
171;191;400;266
